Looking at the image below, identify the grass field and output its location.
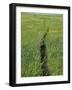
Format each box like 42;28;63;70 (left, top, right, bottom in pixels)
21;12;63;77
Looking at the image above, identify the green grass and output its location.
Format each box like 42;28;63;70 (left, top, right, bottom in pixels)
21;12;63;77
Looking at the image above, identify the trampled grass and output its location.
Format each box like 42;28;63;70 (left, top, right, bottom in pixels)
21;13;63;77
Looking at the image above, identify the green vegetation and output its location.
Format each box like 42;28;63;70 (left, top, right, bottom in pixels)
21;12;63;77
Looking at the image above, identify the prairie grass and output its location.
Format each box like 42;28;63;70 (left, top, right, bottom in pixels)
21;13;63;77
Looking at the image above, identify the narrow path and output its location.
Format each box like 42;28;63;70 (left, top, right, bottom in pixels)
39;29;51;76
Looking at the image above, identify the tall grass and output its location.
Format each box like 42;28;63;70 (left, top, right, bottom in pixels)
21;13;63;77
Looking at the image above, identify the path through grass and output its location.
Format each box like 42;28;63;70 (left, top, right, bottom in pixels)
21;13;63;77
